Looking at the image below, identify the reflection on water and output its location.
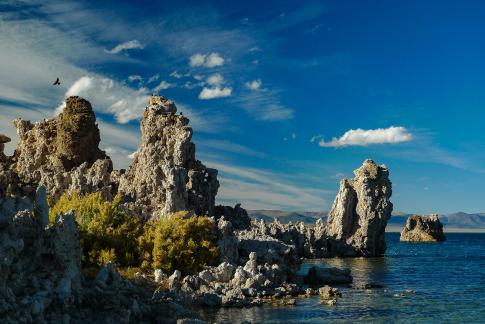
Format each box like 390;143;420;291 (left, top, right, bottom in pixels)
199;233;485;323
302;257;390;288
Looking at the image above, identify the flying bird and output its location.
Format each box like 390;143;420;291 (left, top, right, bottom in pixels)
53;78;61;85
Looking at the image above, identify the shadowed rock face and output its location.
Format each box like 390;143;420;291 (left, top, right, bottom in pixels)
0;134;10;162
325;159;393;257
400;214;446;242
55;96;104;170
119;96;219;219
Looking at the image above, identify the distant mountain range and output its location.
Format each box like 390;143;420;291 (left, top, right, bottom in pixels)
247;210;485;230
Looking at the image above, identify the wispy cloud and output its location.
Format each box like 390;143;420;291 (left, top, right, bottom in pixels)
105;40;144;54
147;74;160;83
153;80;175;92
231;88;294;121
200;139;268;158
310;134;323;143
319;126;413;147
189;52;225;68
170;70;183;79
128;75;142;82
206;160;328;211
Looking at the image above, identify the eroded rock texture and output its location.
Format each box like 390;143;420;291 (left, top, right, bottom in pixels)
119;96;219;219
400;214;446;242
11;96;116;203
0;134;10;162
325;159;393;256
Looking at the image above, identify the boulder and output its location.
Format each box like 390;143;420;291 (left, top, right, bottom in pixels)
318;285;342;298
325;159;393;257
400;214;446;242
154;269;167;283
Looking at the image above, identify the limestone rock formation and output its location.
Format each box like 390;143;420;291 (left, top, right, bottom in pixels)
214;203;251;230
235;219;300;278
0;187;83;322
325;159;393;257
400;214;446;242
154;252;307;308
11;96;116;202
118;96;219;219
0;133;10;162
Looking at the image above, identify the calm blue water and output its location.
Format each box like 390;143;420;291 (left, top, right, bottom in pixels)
199;233;485;323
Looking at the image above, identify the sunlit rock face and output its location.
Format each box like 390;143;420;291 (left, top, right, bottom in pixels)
400;214;446;242
119;96;219;219
325;159;393;257
11;96;116;203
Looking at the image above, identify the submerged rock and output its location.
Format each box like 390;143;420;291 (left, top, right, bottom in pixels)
400;214;446;242
304;266;352;285
325;159;393;257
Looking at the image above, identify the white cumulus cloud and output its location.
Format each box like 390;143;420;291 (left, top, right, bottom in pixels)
190;52;225;68
198;86;232;99
246;79;262;91
319;126;413;147
56;75;149;123
106;40;144;54
207;73;224;86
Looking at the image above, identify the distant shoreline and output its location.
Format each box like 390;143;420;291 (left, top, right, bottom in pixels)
386;225;485;233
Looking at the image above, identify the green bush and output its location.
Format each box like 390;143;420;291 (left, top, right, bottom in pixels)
147;211;219;275
49;192;144;268
50;193;220;275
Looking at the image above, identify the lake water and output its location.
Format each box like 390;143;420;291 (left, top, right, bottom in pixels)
199;233;485;323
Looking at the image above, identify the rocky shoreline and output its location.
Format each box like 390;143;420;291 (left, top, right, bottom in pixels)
0;96;394;323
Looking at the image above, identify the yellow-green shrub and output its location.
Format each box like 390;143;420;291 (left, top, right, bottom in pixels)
50;192;219;275
49;192;144;268
146;211;219;275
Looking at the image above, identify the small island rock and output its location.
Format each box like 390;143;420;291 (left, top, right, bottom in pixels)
400;214;446;242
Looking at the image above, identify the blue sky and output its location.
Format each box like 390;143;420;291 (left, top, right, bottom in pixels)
2;0;485;213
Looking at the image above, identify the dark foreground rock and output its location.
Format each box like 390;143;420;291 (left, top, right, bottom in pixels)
400;214;446;242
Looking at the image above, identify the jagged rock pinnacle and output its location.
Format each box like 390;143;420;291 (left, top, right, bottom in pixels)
119;96;219;218
325;159;393;256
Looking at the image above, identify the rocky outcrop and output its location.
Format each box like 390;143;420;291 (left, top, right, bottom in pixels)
0;134;10;162
155;253;303;308
400;214;446;242
235;219;300;278
214;204;251;230
118;96;219;219
0;186;83;322
11;96;116;202
324;159;393;257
